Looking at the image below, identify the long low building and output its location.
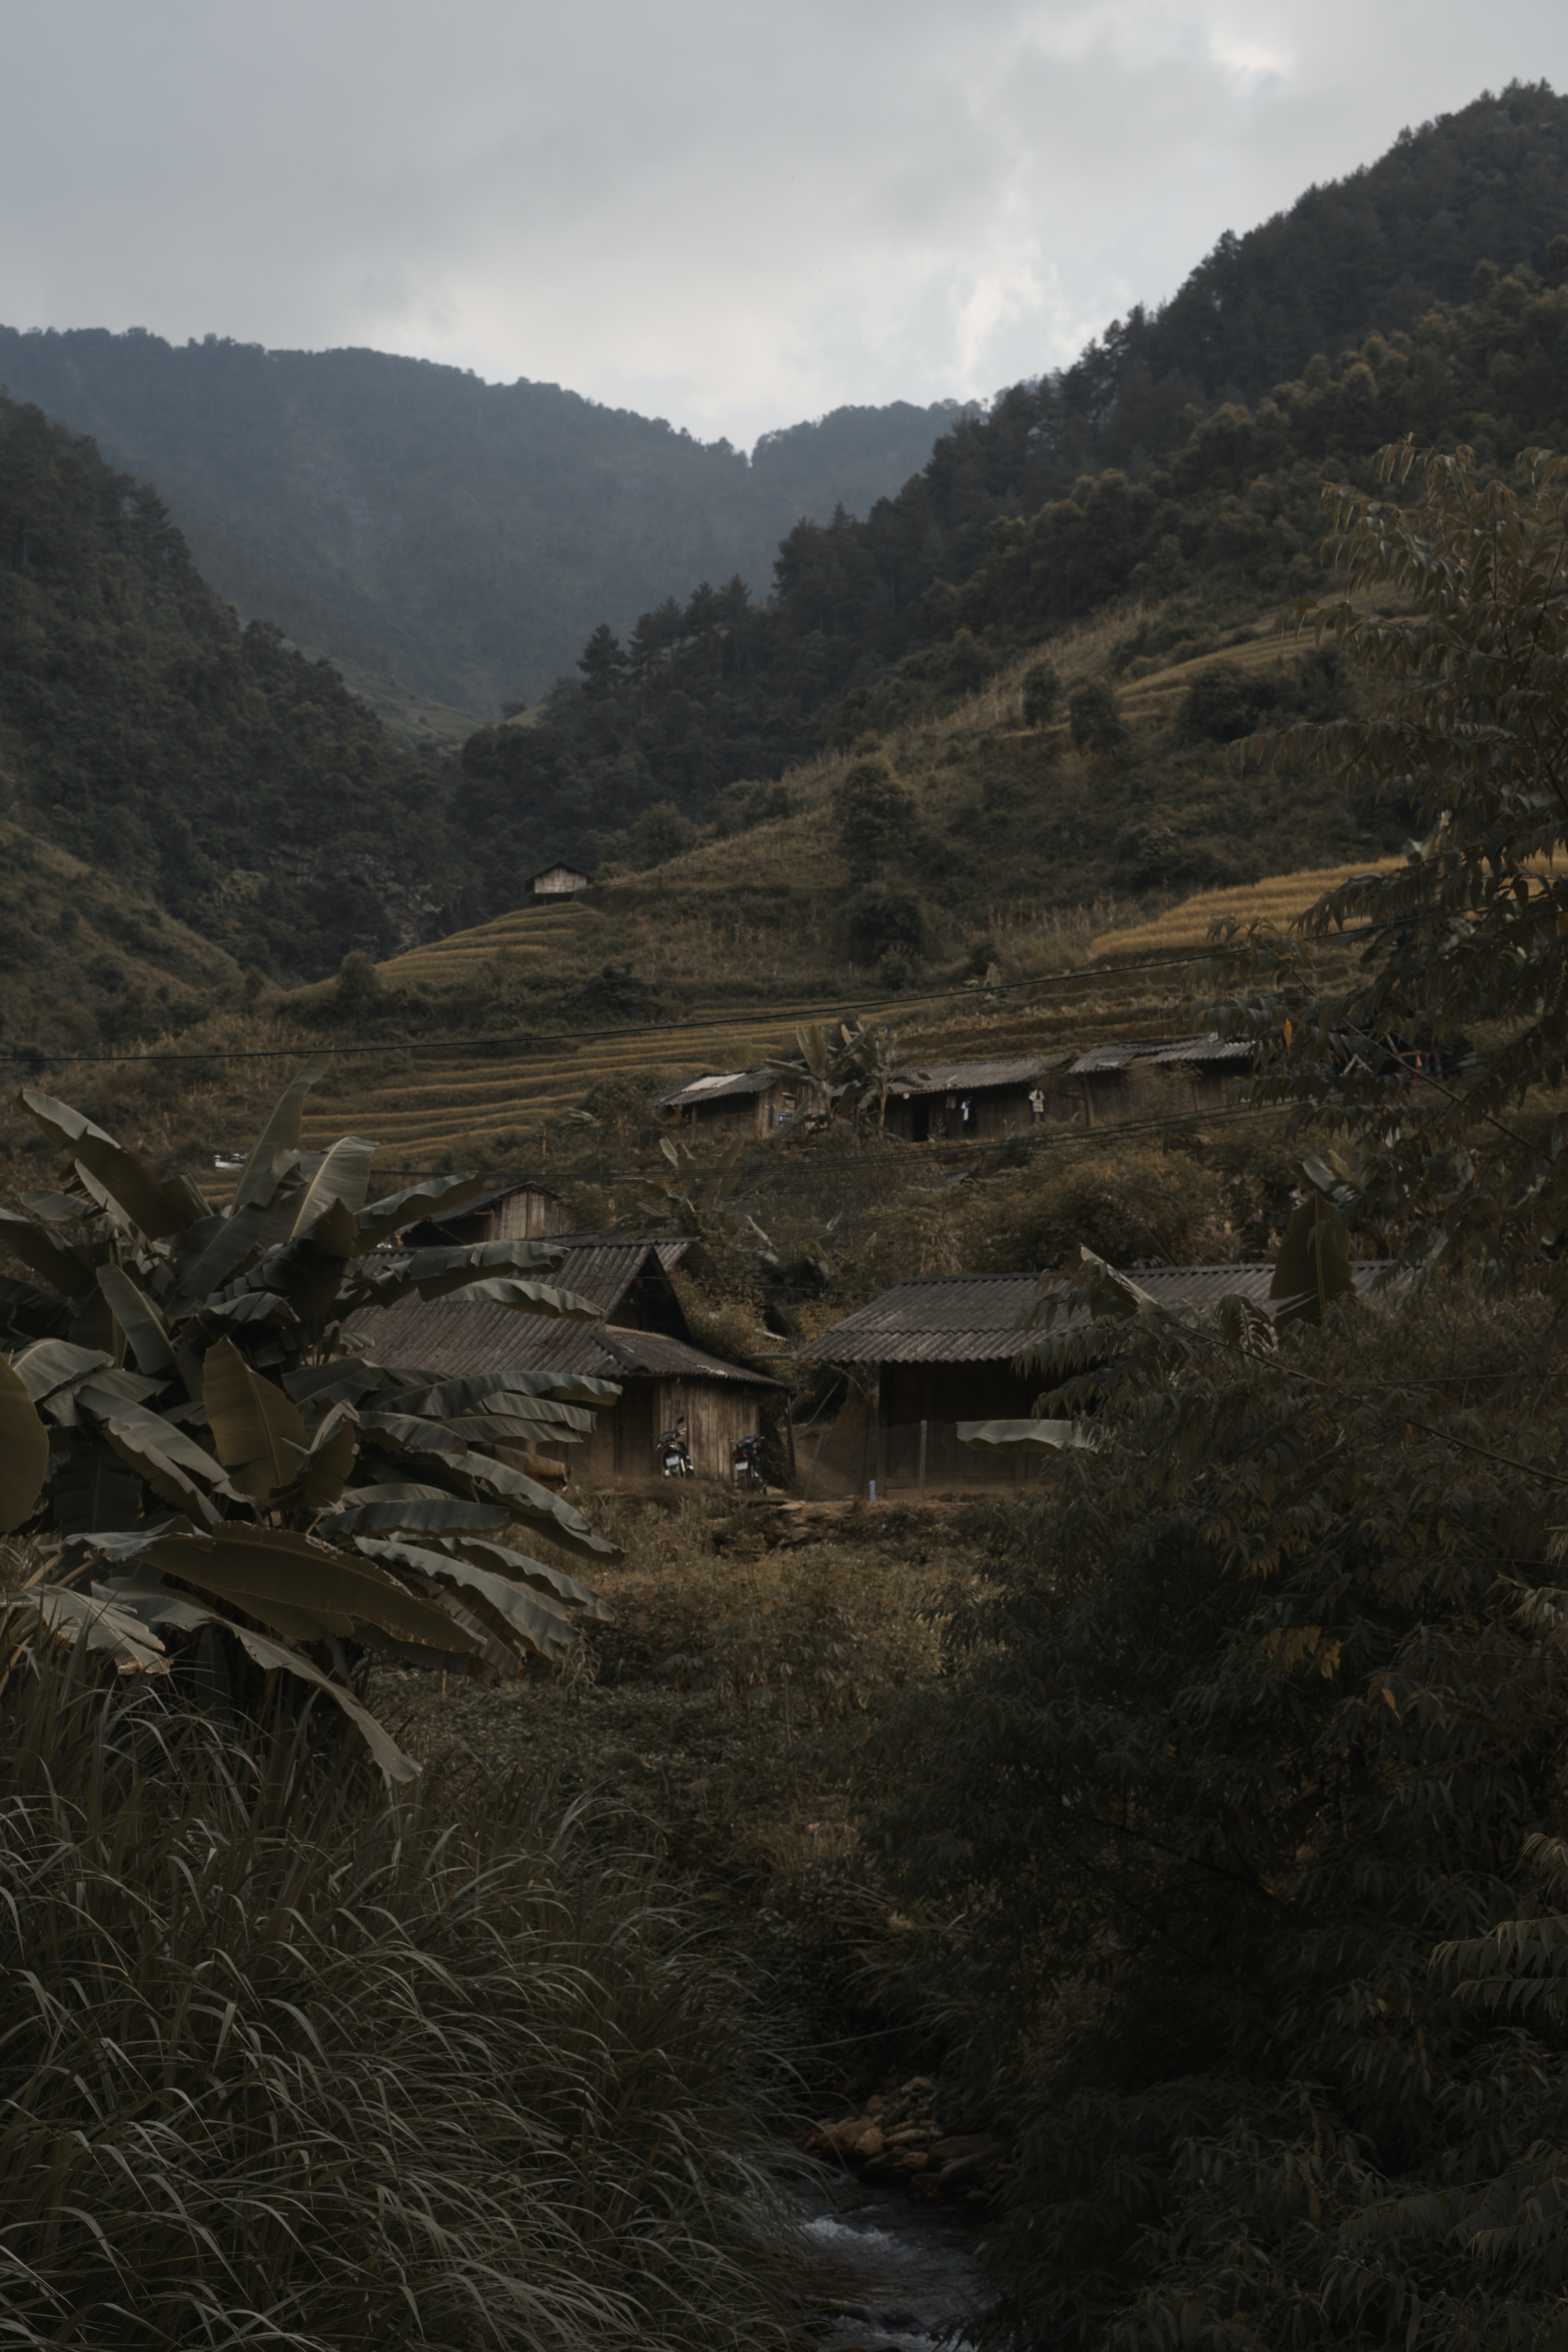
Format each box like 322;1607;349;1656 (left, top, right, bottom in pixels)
350;1239;783;1485
659;1038;1255;1143
790;1263;1384;1492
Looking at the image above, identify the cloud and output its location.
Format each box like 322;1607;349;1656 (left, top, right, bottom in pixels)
0;0;1562;445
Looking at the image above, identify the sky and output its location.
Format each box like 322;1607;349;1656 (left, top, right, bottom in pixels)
0;1;1564;451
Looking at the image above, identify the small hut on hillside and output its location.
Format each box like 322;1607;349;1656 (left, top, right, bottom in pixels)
655;1069;799;1138
528;864;591;902
792;1262;1382;1493
350;1238;784;1484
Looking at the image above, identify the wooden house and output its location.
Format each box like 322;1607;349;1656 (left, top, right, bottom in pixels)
792;1262;1382;1493
527;864;592;902
881;1054;1080;1143
655;1069;799;1138
1067;1034;1255;1125
400;1177;573;1246
349;1238;784;1485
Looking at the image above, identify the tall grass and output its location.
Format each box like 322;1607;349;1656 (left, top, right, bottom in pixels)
0;1639;797;2350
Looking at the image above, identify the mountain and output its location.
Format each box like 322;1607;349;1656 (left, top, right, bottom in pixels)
0;323;965;710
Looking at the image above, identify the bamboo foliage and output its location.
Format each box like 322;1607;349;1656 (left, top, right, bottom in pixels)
0;1059;622;1773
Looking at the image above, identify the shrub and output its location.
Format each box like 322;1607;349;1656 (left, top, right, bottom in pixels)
841;884;928;964
830;757;917;882
1021;659;1063;727
628;802;696;868
1067;678;1127;754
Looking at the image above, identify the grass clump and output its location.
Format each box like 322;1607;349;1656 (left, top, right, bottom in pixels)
0;1638;797;2351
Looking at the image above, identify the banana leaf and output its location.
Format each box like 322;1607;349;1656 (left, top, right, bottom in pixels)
1271;1190;1355;1327
8;1339;112;1402
51;1437;144;1535
203;1338;310;1500
270;1400;360;1513
354;1171;495;1249
17;1584;171;1675
229;1052;332;1212
91;1577;418;1780
393;1376;604;1425
18;1089;195;1240
19;1190;94;1224
132;1526;475;1654
97;1417;222;1524
169;1201;276;1309
442;1414;587;1447
321;1496;511;1537
436;1534;615;1620
0;1356;49;1531
74;1386;241;1493
353;1535;582;1664
289;1137;379;1235
96;1263;177;1377
0;1210;96;1298
460;1455;621;1561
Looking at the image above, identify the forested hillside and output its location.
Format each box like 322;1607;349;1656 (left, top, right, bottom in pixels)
0;321;964;708
0;393;466;990
455;247;1568;908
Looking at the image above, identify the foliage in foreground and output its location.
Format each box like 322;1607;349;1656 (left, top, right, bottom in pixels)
884;1271;1568;2348
0;1054;620;1773
0;1642;795;2350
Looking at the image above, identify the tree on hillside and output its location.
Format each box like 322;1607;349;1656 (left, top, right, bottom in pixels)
830;757;916;882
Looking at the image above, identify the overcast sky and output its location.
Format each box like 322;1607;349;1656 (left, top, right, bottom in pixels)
1;2;1563;449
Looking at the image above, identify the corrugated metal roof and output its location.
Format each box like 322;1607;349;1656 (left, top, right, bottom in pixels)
598;1327;783;1386
1069;1035;1213;1074
349;1292;781;1387
890;1056;1063;1095
655;1068;775;1108
545;1242;667;1314
793;1263;1390;1363
1149;1038;1254;1068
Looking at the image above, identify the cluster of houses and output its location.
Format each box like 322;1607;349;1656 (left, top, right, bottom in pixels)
346;1031;1289;1496
653;1035;1252;1142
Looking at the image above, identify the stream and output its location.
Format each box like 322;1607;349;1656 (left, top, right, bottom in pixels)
798;2173;986;2351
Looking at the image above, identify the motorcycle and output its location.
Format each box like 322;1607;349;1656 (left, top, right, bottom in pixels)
731;1433;767;1491
656;1424;693;1478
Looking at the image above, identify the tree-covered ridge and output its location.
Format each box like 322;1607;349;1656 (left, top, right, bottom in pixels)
0;395;459;979
0;320;964;708
457;257;1568;903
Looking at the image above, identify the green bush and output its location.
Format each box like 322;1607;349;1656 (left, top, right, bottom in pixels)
0;1645;796;2351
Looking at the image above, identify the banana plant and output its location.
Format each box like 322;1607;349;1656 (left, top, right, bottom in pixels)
764;1020;924;1131
0;1056;623;1777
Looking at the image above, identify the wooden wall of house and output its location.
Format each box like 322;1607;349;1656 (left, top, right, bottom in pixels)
676;1083;794;1140
653;1376;766;1481
883;1084;1084;1143
566;1377;765;1486
490;1190;573;1240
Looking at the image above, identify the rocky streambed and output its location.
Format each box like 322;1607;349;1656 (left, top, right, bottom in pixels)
797;2074;1005;2349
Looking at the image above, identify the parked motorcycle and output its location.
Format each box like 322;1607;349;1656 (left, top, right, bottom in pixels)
656;1424;693;1478
731;1433;767;1491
